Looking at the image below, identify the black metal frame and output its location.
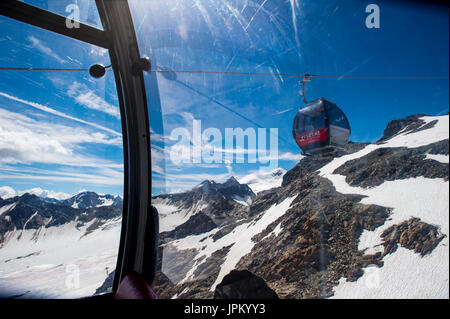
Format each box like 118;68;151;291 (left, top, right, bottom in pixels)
0;0;157;295
0;0;110;48
95;0;157;291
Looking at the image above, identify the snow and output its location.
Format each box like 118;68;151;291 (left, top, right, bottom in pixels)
153;202;185;232
272;223;283;237
0;114;446;299
318;115;449;299
0;218;121;298
163;196;296;292
261;222;284;241
69;194;116;209
0;202;16;217
379;115;449;149
269;223;283;238
153;198;208;232
320;116;449;181
233;195;252;206
332;245;449;299
22;212;38;231
340;177;450;298
171;287;190;299
426;153;449;163
238;168;286;194
96;197;114;207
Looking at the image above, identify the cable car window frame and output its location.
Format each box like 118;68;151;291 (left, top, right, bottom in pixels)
0;0;157;297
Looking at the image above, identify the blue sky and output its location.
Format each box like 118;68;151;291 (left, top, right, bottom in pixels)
0;0;448;197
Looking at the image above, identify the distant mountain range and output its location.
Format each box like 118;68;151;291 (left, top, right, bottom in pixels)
0;191;122;245
0;113;448;299
153;175;256;231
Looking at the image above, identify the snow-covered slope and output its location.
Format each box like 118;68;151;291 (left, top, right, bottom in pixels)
152;114;448;299
62;192;120;209
319;115;449;298
0;191;122;298
1;114;448;299
238;168;287;194
0;217;121;298
161;196;295;290
153;197;208;232
0;203;16;218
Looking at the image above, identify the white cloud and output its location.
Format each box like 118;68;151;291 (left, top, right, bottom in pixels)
0;107;122;170
20;187;71;200
0;165;123;187
150;130;175;143
151;162;165;175
0;186;16;199
0;185;71;200
68;82;120;119
27;36;66;64
0;91;121;137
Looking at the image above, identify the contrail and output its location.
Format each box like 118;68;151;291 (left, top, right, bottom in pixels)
338;56;376;80
274;107;294;115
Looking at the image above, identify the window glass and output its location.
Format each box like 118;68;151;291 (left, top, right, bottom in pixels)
304;115;315;132
0;14;122;298
18;0;103;30
328;105;348;128
129;0;449;299
295;116;303;132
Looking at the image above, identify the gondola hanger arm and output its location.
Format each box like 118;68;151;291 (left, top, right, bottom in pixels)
299;74;313;106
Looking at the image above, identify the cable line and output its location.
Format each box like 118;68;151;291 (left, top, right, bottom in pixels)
173;78;293;147
151;69;448;80
0;66;447;80
1;65;446;149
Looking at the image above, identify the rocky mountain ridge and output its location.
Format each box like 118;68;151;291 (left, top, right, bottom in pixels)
150;114;448;299
1;113;448;299
153;176;256;227
0;191;123;245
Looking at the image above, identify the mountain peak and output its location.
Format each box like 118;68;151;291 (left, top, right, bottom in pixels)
19;192;40;202
195;180;213;188
377;113;429;142
76;191;97;197
225;176;239;185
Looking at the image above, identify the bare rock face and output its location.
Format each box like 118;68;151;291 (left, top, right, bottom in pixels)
160;212;217;241
214;270;278;299
153;176;256;226
334;140;449;187
381;218;446;256
377;114;429;143
95;270;115;295
95;114;448;299
151;270;175;299
236;170;392;298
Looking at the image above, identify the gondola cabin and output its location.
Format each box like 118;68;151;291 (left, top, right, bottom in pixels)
292;98;350;155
